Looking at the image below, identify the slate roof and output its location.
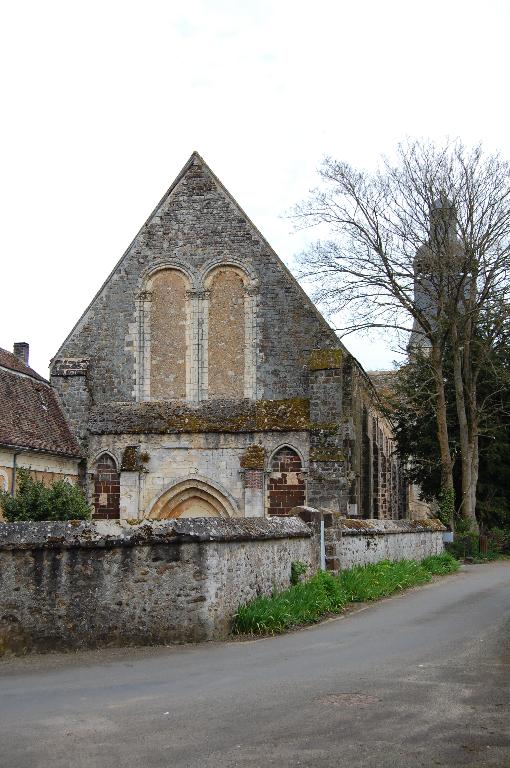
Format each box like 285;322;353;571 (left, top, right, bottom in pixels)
0;348;81;457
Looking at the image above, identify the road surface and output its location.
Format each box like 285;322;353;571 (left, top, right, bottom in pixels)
1;561;509;767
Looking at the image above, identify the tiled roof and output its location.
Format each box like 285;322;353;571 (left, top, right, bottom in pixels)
0;348;81;457
0;348;46;381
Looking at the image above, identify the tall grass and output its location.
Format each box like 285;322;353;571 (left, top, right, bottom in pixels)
232;552;459;635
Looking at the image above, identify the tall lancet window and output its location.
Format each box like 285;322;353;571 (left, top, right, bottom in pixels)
206;266;247;399
149;269;188;400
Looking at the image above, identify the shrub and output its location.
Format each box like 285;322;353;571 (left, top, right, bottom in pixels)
421;551;460;575
0;468;91;522
339;559;430;602
486;527;510;554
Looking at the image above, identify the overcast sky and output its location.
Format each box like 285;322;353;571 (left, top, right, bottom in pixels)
2;0;509;377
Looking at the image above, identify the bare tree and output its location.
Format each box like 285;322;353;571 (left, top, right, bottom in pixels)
295;140;510;530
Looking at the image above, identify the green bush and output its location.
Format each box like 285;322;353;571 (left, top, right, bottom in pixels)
437;487;455;526
421;551;460;574
232;553;459;636
486;527;510;553
0;468;91;522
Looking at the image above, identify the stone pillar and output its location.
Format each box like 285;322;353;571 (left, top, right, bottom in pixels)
119;472;140;519
307;349;347;513
50;358;90;446
119;446;147;519
186;289;210;401
134;290;152;402
240;445;265;518
293;506;342;574
242;471;264;517
243;286;258;399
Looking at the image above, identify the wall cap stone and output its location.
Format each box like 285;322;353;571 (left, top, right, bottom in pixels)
337;517;446;535
0;517;311;551
291;507;446;535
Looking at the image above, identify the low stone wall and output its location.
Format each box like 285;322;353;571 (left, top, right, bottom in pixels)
0;517;312;655
295;507;445;572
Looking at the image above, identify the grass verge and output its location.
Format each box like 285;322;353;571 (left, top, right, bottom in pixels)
232;552;459;636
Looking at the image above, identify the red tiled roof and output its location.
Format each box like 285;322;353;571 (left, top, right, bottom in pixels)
0;348;81;457
0;348;47;382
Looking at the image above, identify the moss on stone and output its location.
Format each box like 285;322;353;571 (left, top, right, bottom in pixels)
255;397;309;431
90;398;311;435
308;349;343;371
240;445;265;469
309;423;342;435
309;449;345;462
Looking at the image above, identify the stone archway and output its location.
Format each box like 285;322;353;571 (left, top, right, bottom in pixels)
146;478;237;520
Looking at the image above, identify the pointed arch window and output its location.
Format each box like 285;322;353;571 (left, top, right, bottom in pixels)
92;453;120;520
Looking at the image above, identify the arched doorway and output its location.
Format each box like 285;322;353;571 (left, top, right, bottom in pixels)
146;478;237;520
267;447;305;516
92;453;120;519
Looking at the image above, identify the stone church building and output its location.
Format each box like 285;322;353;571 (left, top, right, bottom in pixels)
50;153;406;521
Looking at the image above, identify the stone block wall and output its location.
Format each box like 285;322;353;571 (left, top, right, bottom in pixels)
0;517;313;655
294;507;445;573
336;519;445;569
50;358;90;446
307;351;348;512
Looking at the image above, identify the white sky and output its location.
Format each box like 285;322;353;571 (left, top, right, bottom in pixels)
2;0;510;377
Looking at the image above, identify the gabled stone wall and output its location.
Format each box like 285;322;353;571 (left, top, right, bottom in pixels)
51;154;341;413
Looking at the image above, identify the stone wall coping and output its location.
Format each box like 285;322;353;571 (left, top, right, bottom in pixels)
292;507;445;535
337;517;446;535
0;517;311;551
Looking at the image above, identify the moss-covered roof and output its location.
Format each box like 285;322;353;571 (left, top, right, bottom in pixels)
89;397;310;435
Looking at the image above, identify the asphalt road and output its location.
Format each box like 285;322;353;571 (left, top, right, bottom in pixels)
1;561;509;768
